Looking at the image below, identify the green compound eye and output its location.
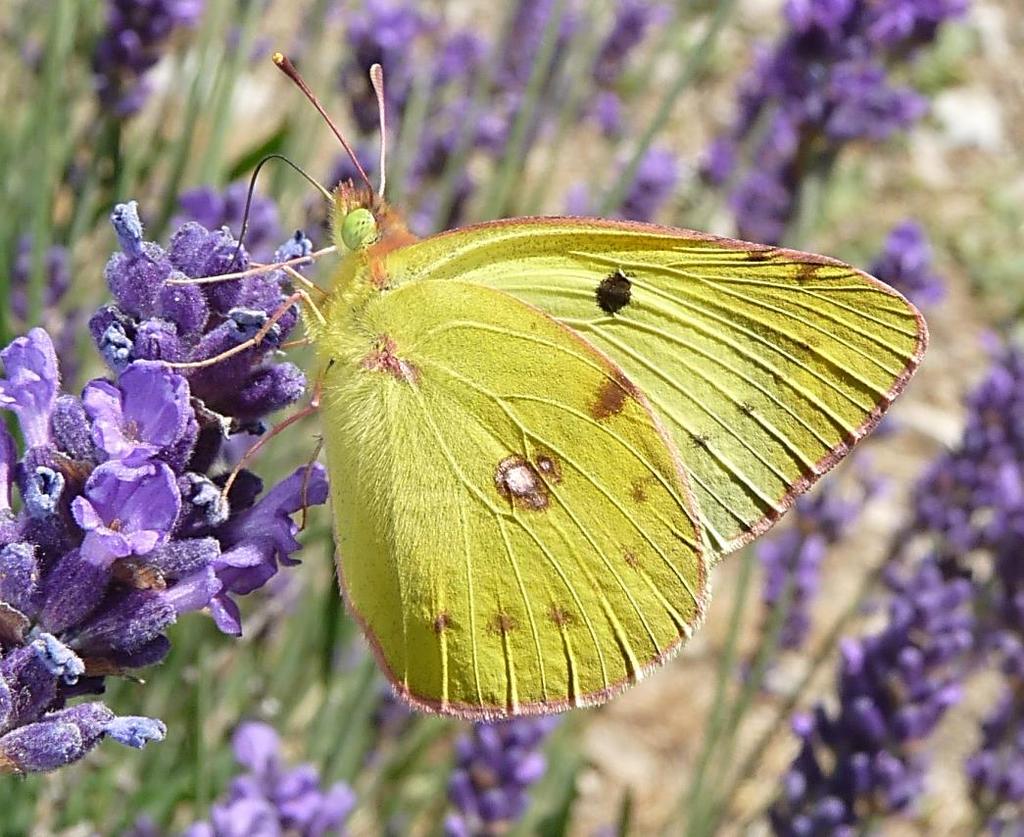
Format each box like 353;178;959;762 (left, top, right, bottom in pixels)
340;208;379;251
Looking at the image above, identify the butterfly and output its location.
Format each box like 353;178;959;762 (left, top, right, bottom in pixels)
268;54;926;719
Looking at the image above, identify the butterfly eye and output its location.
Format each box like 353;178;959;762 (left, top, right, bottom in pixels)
339;208;379;251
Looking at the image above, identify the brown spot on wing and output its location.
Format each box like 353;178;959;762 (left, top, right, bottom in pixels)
491;611;518;634
361;335;419;384
630;479;648;503
624;551;640;568
433;613;451;633
796;263;820;283
534;450;562;484
595;268;633;314
549;605;574;627
591;369;640;421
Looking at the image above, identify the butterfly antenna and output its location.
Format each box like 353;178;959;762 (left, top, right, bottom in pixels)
229;153;334;270
273;52;373;192
369;63;387;197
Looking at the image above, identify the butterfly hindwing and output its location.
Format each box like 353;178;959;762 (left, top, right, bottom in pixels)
316;279;708;716
383;218;927;555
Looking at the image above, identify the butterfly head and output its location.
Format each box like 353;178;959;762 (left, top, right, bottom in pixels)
333;182;381;251
331;180;414;256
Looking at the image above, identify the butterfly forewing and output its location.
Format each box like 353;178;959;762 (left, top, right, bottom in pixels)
383;218;927;555
317;279;709;716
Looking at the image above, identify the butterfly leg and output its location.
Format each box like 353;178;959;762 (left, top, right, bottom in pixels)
165;246;336;287
168;289;325;371
219;366;326;504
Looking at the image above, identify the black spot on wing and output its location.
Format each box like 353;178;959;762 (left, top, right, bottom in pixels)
596;268;633;315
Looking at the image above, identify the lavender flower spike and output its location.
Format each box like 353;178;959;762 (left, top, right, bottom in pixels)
0;327;59;448
445;717;558;836
770;558;974;832
173;721;356;836
869;220;946;307
0;193;329;774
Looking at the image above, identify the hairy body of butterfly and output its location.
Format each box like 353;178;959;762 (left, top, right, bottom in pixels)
307;182;927;719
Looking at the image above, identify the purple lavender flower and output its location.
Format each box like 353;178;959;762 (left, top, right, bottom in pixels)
706;0;967;243
592;0;667;88
176;183;282;261
178;721;356;836
618;146;680;222
869;221;946;306
93;0;205;116
910;343;1024;563
445;717;558;836
0;328;59;449
0;202;328;772
93;201;306;421
209;464;328;635
910;342;1024;830
71;459;180;566
82;361;196;465
770;558;974;833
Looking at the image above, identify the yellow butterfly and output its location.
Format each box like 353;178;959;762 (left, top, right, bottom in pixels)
273;55;926;719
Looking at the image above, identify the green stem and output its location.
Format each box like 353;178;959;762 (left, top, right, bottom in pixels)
597;0;735;215
517;11;606;215
677;548;756;834
479;0;567;220
692;572;797;836
783;147;838;250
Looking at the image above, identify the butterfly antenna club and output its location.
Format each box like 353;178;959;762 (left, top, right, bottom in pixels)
272;51;373;191
369;63;387;197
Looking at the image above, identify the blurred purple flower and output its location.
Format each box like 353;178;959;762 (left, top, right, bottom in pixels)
909;343;1024;564
93;0;205;116
176;183;282;262
917;343;1024;830
592;0;667;88
10;235;71;323
619;146;680;222
966;689;1024;833
706;0;967;242
567;146;680;222
177;721;356;837
341;0;433;133
770;558;974;832
869;220;946;306
445;717;558;836
9;236;83;386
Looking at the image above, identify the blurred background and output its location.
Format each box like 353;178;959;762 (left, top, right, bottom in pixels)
0;0;1021;834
